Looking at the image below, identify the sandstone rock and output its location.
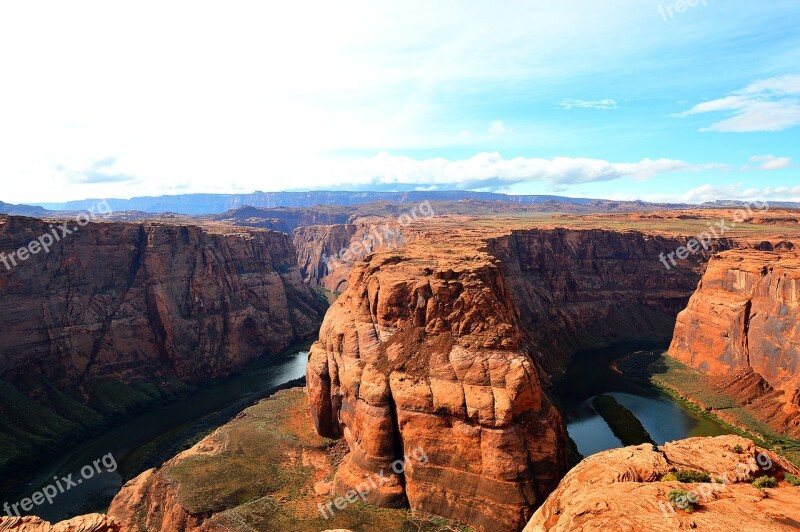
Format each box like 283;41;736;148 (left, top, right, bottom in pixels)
0;514;119;531
669;250;800;435
525;435;800;532
0;216;326;387
293;220;406;292
306;242;569;531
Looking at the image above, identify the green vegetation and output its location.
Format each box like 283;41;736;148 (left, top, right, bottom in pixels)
675;470;711;483
0;374;193;492
661;470;711;483
591;394;655;446
785;473;800;486
752;476;778;489
646;354;800;467
733;444;744;453
667;489;698;513
162;389;471;531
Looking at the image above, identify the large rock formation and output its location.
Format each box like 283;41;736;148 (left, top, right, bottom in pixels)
525;435;800;531
304;224;732;530
292;221;405;292
306;246;568;531
669;250;800;435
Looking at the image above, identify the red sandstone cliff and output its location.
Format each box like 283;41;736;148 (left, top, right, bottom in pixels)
0;215;326;386
0;215;327;488
292;219;407;292
0;514;119;531
487;228;727;379
669;249;800;436
304;226;742;530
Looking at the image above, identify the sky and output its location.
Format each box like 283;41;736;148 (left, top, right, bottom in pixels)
0;0;798;205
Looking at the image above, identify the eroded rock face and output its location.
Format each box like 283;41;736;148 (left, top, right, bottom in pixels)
306;248;568;531
0;513;119;531
525;435;800;532
488;229;727;379
292;220;406;292
669;250;800;432
0;216;326;386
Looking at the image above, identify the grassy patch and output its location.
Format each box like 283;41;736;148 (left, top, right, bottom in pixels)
661;470;711;483
646;354;800;467
752;476;778;490
667;489;699;513
785;474;800;487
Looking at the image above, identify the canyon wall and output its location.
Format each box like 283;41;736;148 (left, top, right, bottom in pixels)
669;249;800;433
0;215;326;488
292;220;406;292
488;228;731;379
210;206;351;234
0;216;326;385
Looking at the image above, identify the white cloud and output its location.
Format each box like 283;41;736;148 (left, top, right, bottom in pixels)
488;121;509;136
645;183;800;204
558;99;618;110
749;155;792;171
308;152;726;189
679;74;800;132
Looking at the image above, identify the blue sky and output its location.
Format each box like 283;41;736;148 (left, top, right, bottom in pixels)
0;0;798;204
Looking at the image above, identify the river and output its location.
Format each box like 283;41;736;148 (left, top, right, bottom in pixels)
2;348;310;522
557;343;729;458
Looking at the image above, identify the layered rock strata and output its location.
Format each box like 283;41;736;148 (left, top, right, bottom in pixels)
306;248;568;531
0;215;326;386
305;226;741;530
487;228;729;378
669;250;800;434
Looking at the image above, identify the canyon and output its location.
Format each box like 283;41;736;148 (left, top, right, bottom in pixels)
1;206;799;531
0;215;326;490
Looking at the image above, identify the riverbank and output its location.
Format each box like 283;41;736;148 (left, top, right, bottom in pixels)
555;343;729;459
619;351;800;467
0;343;314;522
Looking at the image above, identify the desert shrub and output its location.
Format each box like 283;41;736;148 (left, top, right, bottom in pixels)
667;489;698;513
660;472;678;482
752;476;778;489
674;470;711;483
785;473;800;486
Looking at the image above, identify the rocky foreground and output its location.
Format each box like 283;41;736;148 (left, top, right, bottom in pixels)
526;435;800;531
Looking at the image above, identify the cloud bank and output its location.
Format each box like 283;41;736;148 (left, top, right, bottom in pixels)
679;74;800;132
